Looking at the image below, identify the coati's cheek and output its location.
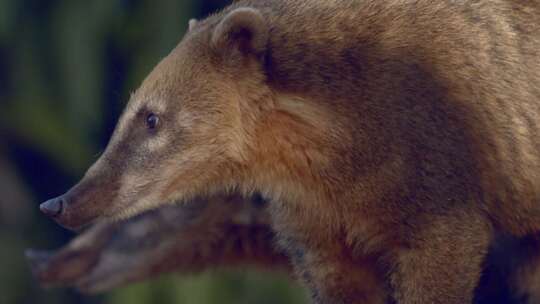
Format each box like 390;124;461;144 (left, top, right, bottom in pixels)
102;168;165;221
152;145;225;203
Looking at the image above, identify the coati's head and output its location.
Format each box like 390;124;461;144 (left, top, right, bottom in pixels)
40;6;342;230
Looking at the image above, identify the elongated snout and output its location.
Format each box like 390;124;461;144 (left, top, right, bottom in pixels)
39;188;108;230
38;171;119;230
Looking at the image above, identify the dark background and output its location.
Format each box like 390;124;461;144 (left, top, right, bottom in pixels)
0;1;307;303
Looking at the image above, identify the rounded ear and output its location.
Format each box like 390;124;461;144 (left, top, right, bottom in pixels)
211;7;269;58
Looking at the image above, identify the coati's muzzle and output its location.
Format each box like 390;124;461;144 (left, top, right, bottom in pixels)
40;173;117;230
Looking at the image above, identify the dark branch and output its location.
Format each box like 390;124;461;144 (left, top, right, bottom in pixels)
26;195;290;294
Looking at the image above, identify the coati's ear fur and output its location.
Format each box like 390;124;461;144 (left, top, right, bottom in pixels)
211;8;269;59
188;19;198;31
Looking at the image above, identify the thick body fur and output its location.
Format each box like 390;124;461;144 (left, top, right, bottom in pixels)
40;1;540;303
214;1;540;302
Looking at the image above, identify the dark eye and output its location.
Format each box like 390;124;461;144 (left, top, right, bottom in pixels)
146;113;159;130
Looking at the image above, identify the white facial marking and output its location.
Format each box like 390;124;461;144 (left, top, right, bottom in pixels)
118;173;150;203
111;172;162;221
145;132;171;152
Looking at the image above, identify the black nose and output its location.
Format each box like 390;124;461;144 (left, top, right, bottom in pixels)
39;197;64;218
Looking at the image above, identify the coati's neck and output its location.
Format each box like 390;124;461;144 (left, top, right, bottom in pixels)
227;0;433;203
242;94;353;205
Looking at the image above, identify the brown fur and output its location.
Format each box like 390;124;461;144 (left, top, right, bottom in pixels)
43;1;540;303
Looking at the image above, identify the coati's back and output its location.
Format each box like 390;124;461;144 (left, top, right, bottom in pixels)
229;0;540;234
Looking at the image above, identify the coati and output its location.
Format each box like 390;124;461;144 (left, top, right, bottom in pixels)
38;1;540;303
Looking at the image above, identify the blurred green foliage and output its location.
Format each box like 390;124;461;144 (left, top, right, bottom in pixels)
0;0;308;303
